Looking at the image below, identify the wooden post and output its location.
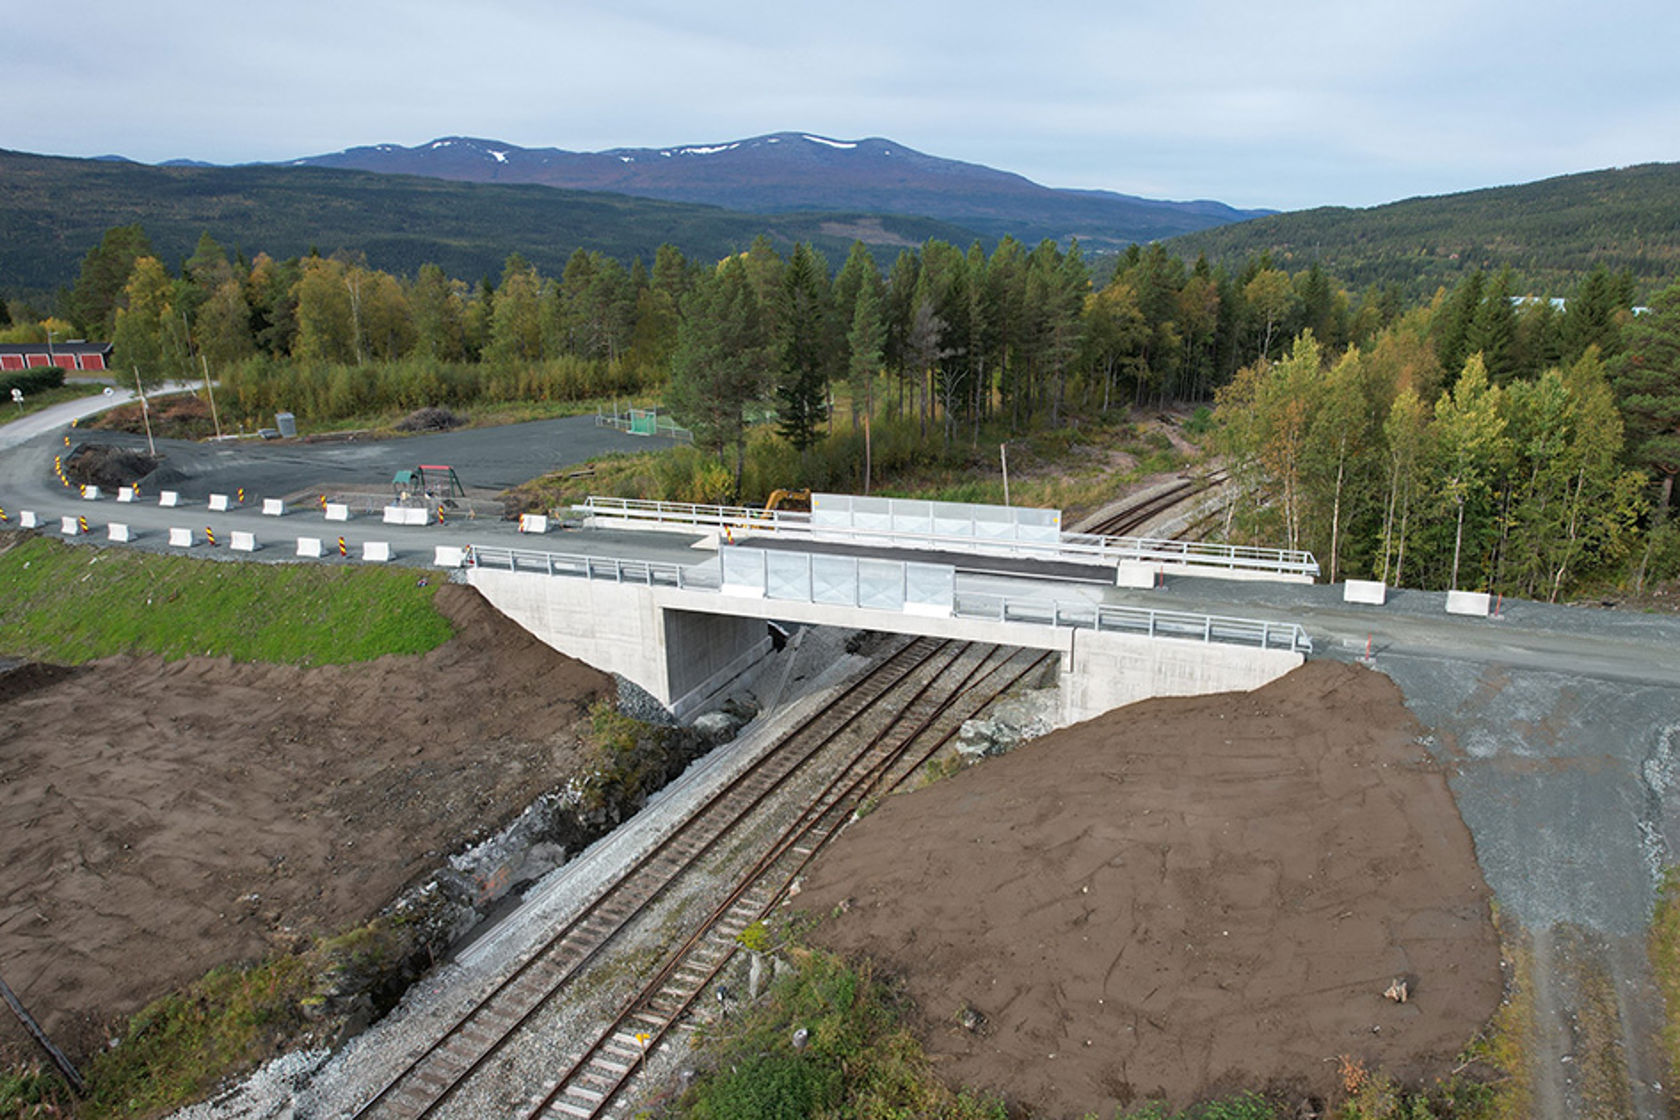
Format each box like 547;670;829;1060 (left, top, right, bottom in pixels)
0;973;87;1095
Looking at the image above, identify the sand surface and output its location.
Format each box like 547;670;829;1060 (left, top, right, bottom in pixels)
795;660;1501;1116
0;584;609;1064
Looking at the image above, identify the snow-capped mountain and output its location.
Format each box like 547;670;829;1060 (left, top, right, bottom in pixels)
283;132;1271;249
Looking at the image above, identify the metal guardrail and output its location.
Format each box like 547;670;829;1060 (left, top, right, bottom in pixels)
953;591;1312;654
464;544;720;589
575;495;806;531
464;544;1311;656
575;495;1318;579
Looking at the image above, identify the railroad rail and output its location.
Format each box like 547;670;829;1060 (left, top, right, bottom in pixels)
349;637;1045;1119
521;641;1053;1119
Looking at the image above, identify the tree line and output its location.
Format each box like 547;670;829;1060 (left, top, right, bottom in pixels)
1210;268;1680;598
21;221;1678;596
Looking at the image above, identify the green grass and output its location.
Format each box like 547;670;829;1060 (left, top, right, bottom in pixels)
680;946;1008;1120
77;956;317;1118
1651;867;1680;1093
0;534;454;665
0;381;109;421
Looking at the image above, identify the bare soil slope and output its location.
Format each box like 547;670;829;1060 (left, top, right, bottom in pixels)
0;584;610;1064
795;661;1501;1116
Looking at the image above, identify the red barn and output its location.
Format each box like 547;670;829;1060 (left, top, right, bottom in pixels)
0;341;114;373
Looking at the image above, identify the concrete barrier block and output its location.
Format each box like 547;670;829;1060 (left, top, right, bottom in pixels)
434;545;466;567
324;502;350;522
519;514;549;534
362;540;392;563
1116;561;1159;589
382;505;406;525
406;507;429;525
1343;579;1388;605
60;516;81;536
296;536;323;558
80;485;101;500
1446;590;1491;617
19;510;38;528
168;527;195;548
231;530;258;552
159;490;180;507
262;498;285;516
108;523;132;542
117;486;136;503
208;493;231;511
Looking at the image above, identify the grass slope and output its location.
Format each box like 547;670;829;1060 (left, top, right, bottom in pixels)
1164;162;1680;296
0;149;980;296
0;534;453;665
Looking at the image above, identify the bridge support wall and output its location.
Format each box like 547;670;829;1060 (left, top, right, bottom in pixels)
466;568;771;720
1060;628;1303;724
468;567;1305;727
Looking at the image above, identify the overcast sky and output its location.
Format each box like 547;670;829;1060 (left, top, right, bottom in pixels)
11;0;1678;212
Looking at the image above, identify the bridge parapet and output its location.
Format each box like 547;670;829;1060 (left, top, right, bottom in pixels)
573;494;1318;582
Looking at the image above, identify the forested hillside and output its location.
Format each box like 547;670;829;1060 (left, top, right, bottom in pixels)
11;214;1678;602
1165;162;1680;297
0;150;976;296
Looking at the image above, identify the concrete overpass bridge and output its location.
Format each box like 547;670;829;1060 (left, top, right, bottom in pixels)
463;539;1312;722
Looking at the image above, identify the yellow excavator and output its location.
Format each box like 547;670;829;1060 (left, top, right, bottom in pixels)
764;488;812;513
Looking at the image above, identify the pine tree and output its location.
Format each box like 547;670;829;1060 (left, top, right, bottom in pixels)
775;243;834;452
1610;280;1680;522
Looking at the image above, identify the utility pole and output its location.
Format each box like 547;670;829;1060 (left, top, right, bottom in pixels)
135;368;156;456
200;354;222;441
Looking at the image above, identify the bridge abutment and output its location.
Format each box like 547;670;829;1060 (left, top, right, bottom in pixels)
466;567;772;720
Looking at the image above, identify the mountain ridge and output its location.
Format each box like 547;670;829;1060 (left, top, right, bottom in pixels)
276;131;1274;250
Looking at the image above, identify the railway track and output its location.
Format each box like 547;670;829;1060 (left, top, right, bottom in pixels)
1081;470;1228;538
350;636;1053;1119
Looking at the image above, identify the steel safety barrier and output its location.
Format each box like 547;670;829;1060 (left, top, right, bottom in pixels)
574;495;1317;579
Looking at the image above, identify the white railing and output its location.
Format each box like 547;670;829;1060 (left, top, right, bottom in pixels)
593;406;694;444
575;495;809;532
576;494;1317;578
952;592;1312;654
464;544;1311;656
463;544;719;589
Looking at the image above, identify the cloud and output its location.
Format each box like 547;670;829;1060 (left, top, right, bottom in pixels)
6;0;1679;211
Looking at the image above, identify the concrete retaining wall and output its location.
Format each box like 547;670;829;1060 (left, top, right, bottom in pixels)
1060;628;1303;724
467;568;772;719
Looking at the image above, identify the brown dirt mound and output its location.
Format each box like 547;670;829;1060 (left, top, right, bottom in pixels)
64;443;161;489
0;584;610;1064
794;660;1500;1117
